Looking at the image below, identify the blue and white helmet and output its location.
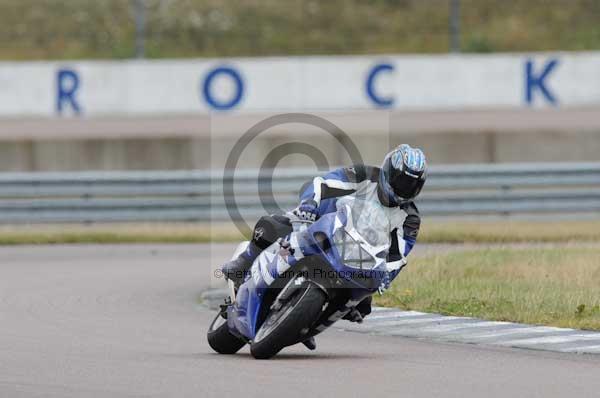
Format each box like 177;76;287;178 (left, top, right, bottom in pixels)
379;144;427;204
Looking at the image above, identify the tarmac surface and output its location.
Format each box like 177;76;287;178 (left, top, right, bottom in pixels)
1;244;599;398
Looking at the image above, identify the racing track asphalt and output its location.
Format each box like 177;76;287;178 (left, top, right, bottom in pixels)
1;244;599;398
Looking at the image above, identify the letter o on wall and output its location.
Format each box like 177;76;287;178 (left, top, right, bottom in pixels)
202;66;244;110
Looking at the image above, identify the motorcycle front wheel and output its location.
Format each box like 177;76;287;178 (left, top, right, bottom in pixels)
250;281;327;359
207;311;246;354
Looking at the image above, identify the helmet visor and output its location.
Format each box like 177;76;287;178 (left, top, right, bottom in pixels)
390;169;423;199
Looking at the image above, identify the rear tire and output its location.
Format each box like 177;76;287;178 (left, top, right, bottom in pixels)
250;283;327;359
207;312;246;354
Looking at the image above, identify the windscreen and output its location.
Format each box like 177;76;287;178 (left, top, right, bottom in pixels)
336;196;392;250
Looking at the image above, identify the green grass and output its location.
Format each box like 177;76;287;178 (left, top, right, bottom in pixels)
376;248;600;330
418;220;600;244
0;224;244;245
1;220;600;245
1;0;599;60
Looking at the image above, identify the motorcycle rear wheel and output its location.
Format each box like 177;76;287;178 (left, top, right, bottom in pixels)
250;282;326;359
207;311;246;354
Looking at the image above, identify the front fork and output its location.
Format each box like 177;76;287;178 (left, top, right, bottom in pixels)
228;279;237;304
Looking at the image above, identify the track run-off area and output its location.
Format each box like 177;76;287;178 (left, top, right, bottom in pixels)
1;244;599;398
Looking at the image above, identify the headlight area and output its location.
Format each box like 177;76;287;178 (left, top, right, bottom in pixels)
332;228;377;270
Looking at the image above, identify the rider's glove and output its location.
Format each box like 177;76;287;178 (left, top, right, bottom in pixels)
293;199;319;222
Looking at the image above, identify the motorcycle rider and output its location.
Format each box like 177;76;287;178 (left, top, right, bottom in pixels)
222;144;427;323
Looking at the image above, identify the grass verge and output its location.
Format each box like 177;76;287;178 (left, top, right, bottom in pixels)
0;224;245;246
376;247;600;330
419;220;600;244
1;220;600;245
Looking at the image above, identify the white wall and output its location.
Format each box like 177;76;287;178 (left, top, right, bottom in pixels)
1;52;599;117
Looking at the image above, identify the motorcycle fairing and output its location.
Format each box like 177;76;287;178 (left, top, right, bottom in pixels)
229;239;299;339
229;202;390;340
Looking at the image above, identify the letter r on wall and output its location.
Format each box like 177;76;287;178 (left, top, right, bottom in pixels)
56;69;82;115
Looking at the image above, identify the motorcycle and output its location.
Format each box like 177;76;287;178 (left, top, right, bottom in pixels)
207;197;404;359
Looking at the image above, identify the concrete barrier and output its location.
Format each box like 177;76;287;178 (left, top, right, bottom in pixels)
1;108;600;171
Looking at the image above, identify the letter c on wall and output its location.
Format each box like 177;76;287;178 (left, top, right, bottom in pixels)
365;63;395;108
202;66;244;110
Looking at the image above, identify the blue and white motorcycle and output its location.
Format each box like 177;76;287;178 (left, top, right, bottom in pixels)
207;197;403;359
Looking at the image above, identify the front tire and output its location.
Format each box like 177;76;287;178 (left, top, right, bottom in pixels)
250;282;327;359
207;311;246;354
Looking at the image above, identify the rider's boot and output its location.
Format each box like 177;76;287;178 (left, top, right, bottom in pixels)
221;255;252;286
222;215;293;287
342;308;364;323
302;336;316;350
221;241;263;286
342;296;372;323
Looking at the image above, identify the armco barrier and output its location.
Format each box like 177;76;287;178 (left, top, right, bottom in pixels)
0;163;600;223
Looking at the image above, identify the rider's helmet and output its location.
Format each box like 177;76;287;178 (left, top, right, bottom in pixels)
378;144;427;206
